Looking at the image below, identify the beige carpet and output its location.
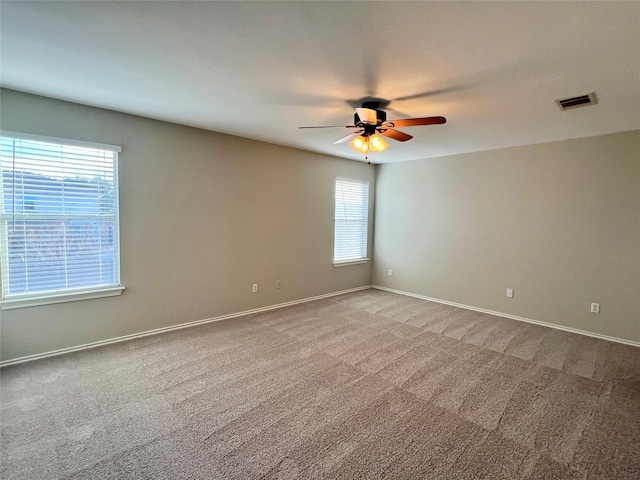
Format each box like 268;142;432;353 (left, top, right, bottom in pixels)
1;289;639;479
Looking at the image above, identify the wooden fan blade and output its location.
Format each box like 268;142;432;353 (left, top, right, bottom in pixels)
379;128;413;142
387;116;446;128
355;107;378;125
333;131;362;144
299;125;358;129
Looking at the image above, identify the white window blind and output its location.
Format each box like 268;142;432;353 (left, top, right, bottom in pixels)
334;178;369;264
0;132;122;304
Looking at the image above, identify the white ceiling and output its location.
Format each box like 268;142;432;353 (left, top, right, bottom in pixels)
1;1;639;163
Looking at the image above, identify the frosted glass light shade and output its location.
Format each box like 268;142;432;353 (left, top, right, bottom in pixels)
349;135;369;153
369;134;388;153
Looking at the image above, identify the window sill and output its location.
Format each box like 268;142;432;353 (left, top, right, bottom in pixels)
1;286;125;310
333;258;370;267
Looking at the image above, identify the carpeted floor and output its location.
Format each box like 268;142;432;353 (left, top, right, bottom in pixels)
1;289;639;479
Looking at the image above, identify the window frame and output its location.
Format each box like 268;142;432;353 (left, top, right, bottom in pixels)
0;131;124;309
333;177;370;267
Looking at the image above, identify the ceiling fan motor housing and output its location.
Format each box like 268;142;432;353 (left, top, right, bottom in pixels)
354;106;387;126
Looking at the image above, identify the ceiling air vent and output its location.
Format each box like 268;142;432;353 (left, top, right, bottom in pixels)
555;92;597;111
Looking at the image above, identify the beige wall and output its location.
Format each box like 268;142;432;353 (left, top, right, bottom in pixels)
373;131;640;342
0;89;375;361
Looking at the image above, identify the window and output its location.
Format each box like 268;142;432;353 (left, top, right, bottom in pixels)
334;178;369;266
0;132;123;308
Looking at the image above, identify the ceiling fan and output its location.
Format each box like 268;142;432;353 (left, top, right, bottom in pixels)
299;100;446;161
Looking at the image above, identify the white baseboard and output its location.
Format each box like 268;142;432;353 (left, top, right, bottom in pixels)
372;285;640;348
0;285;371;368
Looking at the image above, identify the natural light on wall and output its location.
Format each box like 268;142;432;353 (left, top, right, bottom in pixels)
0;132;124;309
333;178;369;266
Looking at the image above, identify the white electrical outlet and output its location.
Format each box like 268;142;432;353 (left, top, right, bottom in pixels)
591;303;600;313
388;269;393;277
252;283;258;293
276;280;282;289
506;288;514;298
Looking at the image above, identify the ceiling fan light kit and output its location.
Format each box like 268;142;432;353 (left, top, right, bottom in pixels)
300;100;446;160
349;133;389;154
